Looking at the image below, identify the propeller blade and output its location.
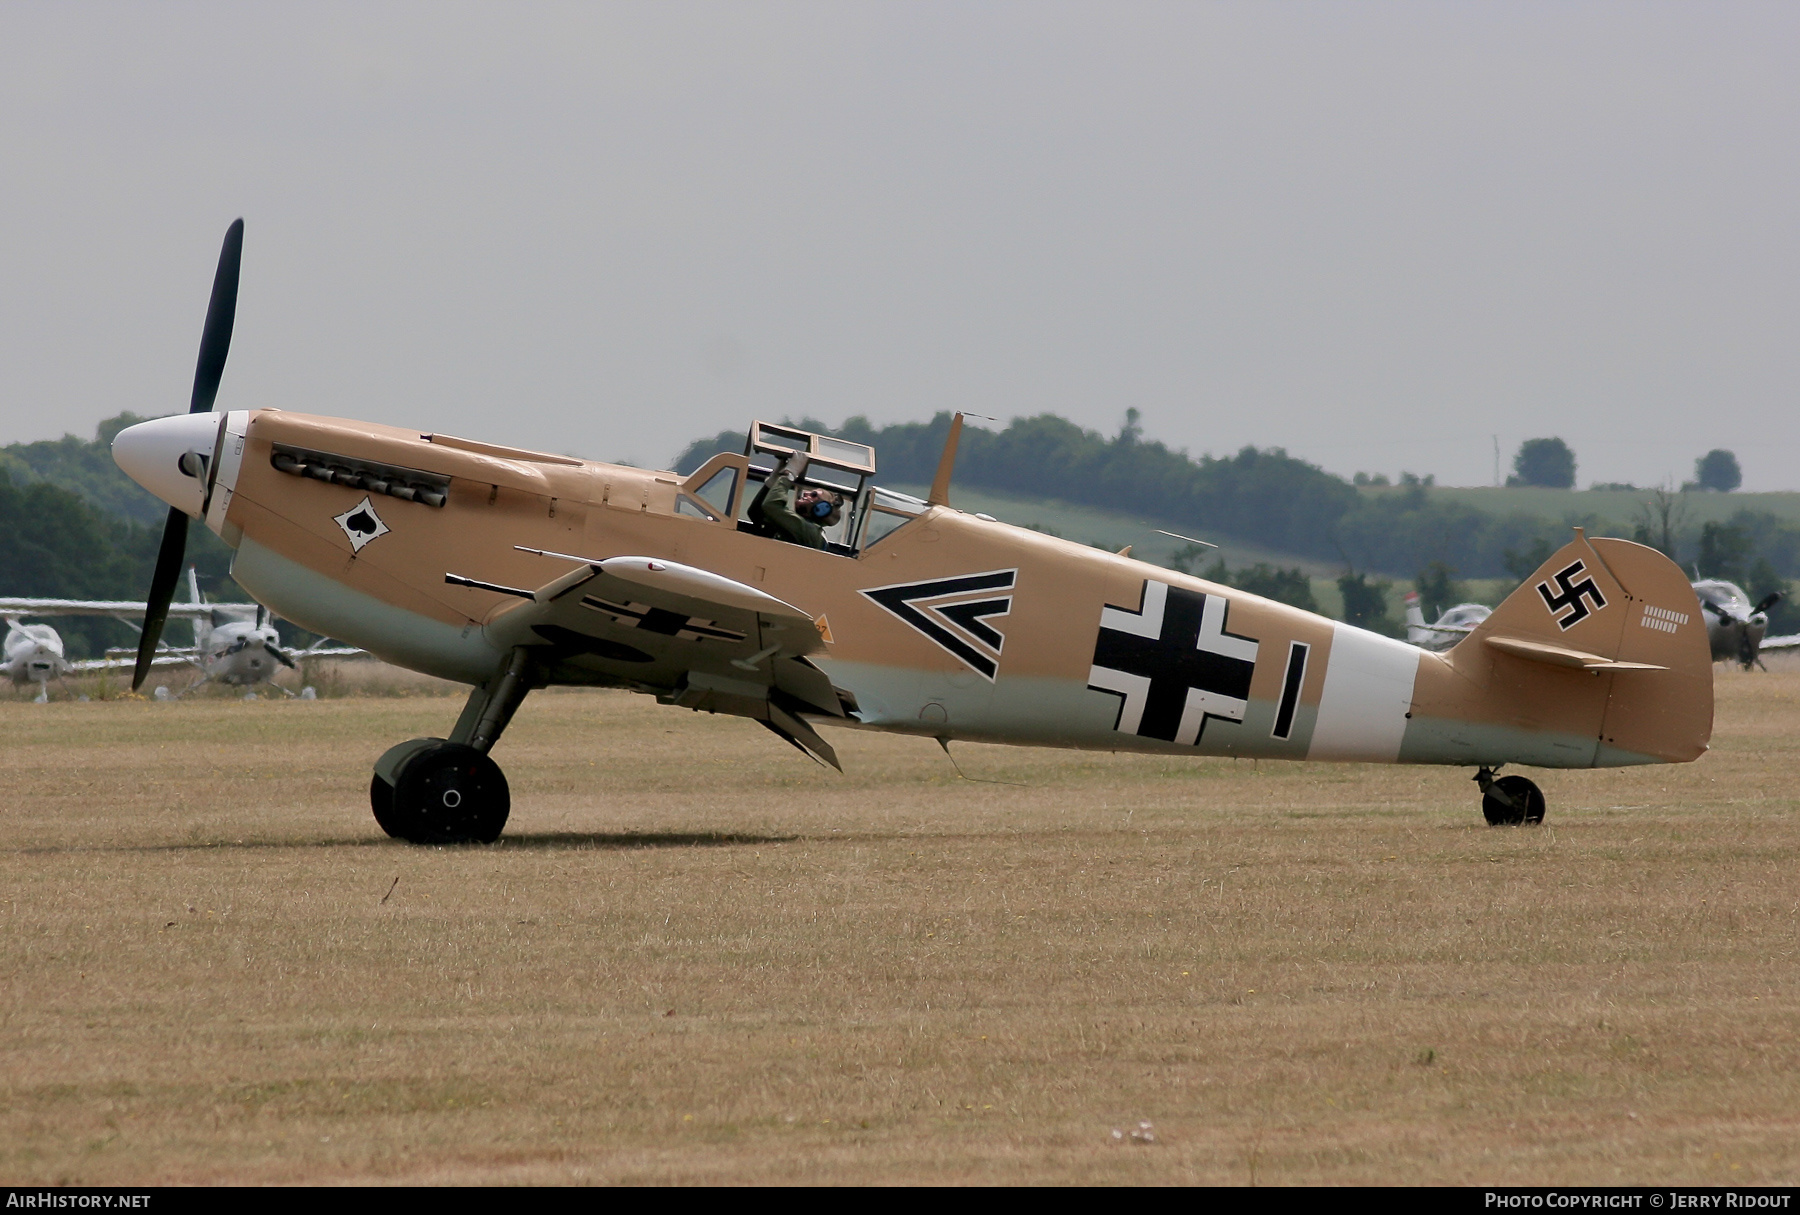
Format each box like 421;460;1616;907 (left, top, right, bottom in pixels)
133;219;240;690
190;220;244;415
132;508;189;689
1753;591;1783;616
268;644;297;669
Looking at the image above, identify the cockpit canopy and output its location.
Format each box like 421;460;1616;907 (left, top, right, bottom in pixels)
674;421;926;556
1692;579;1760;622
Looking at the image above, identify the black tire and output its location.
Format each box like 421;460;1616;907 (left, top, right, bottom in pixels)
1482;774;1545;826
370;773;404;838
386;741;510;844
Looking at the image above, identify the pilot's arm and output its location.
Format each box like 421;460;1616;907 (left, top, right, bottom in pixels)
758;459;826;550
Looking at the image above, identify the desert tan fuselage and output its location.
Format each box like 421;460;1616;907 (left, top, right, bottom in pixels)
201;409;1711;770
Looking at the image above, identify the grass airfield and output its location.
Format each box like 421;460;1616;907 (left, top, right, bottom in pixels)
3;666;1797;1186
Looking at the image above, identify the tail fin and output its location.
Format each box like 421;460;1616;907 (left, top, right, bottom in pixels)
1403;591;1428;644
1445;530;1711;764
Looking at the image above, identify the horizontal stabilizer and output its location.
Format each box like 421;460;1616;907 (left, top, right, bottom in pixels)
1483;635;1667;671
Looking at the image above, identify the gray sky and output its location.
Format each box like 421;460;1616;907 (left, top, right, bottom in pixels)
3;2;1796;489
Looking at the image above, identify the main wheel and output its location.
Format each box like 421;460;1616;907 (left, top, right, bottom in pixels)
1482;774;1545;826
370;774;403;838
381;741;510;844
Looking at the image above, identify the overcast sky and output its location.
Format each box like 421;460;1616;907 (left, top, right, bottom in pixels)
3;2;1796;489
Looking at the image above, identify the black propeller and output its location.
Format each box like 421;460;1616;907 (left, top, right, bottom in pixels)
133;219;244;691
252;604;296;667
1753;591;1783;617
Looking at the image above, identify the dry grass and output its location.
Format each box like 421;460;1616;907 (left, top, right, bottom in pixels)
2;667;1796;1185
12;658;466;703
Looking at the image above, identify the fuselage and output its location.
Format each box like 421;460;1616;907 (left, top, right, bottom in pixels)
112;409;1713;771
3;620;67;686
194;617;287;686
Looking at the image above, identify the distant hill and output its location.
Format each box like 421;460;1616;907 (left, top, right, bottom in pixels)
1372;483;1800;530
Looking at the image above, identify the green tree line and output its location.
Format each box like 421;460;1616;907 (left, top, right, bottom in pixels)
678;412;1800;586
1;414;239;657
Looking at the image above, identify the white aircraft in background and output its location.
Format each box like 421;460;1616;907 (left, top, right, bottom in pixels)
2;617;77;702
0;568;358;701
142;569;366;698
1;595;214;702
1403;592;1493;653
1692;580;1799;670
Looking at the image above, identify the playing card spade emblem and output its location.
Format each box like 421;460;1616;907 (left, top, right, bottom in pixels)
334;496;391;552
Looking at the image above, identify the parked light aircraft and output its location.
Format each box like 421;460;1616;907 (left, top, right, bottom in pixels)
144;568;343;698
1402;592;1492;653
110;221;1717;842
0;569;354;699
1;586;227;701
2;618;75;702
1691;580;1798;670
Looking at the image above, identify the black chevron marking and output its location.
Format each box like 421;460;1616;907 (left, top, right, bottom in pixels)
860;570;1017;681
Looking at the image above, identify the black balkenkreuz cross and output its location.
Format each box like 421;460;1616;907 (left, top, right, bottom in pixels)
579;595;746;643
1087;580;1259;745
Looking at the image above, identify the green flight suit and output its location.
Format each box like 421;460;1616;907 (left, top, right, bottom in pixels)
754;471;826;549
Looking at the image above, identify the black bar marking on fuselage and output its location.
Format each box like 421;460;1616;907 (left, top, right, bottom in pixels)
1272;640;1309;739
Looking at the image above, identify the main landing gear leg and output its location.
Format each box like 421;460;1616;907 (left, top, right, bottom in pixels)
370;648;536;845
1474;766;1546;826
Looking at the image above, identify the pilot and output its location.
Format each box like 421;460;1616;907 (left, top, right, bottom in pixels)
749;455;842;550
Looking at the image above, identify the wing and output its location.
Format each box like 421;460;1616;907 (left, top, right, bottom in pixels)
68;653;196;672
466;552;848;769
1762;634;1800;651
0;597;236;621
70;645;364;673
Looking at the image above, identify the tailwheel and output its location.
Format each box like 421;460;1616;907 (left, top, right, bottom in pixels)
370;739;510;844
1475;767;1545;826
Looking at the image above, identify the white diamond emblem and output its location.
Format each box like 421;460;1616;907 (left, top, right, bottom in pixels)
333;496;391;552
